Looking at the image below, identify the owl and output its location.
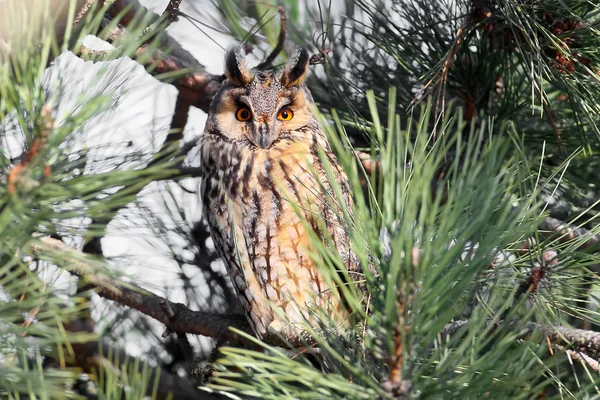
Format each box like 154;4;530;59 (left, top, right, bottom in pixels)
199;47;360;342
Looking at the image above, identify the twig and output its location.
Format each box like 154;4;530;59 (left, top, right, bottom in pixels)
30;235;253;343
107;0;203;71
514;250;558;299
309;48;331;65
354;150;380;176
142;0;184;40
256;7;287;70
7;104;54;195
164;0;182;23
556;345;600;373
77;45;117;61
73;0;98;27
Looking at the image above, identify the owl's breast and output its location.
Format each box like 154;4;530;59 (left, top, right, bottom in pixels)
199;135;344;337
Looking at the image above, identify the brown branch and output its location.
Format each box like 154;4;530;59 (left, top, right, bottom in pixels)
29;235;253;343
138;44;222;114
539;217;600;252
108;0;146;28
106;0;203;71
73;0;219;259
10;252;209;399
256;7;287;70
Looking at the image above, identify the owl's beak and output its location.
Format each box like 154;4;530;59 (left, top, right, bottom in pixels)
253;122;275;149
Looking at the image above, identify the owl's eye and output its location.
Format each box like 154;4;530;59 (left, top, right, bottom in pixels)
236;107;252;121
277;109;294;121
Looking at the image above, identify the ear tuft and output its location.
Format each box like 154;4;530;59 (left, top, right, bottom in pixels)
281;47;310;88
224;46;254;86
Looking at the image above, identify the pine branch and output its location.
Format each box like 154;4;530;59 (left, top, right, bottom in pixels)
73;0;98;27
0;0;90;61
443;319;600;358
2;238;207;399
141;0;183;41
559;346;600;374
29;235;252;343
75;0;222;257
107;0;203;70
539;217;600;252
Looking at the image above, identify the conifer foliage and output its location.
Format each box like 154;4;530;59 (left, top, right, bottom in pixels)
2;0;600;398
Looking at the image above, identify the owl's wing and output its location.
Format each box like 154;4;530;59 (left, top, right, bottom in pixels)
311;152;362;275
202;191;276;338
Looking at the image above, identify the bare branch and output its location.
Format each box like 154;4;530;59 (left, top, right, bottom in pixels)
29;236;253;343
106;0;203;71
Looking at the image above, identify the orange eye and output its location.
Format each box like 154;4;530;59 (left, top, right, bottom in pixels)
236;107;252;121
277;109;294;121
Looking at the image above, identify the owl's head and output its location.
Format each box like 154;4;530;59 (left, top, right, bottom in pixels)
205;47;316;149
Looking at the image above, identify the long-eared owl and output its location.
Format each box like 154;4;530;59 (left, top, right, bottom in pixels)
199;47;359;341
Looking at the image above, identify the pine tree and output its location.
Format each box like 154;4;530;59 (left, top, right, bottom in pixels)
2;0;600;398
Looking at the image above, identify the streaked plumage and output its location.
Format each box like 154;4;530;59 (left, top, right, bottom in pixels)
199;47;359;340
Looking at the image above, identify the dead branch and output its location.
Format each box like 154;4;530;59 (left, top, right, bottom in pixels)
164;0;183;24
29;235;252;343
107;0;203;71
